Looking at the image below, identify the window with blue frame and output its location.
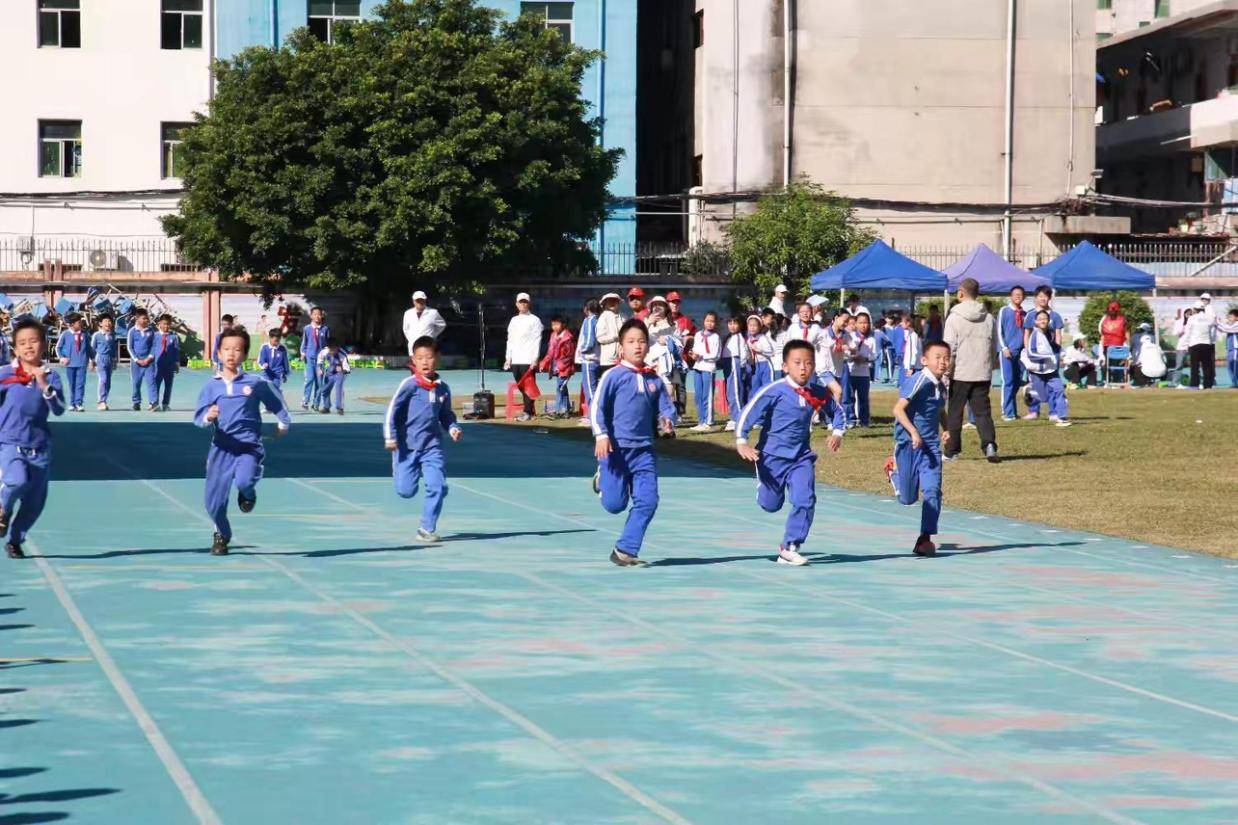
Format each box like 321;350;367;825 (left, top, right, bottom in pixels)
520;2;573;44
309;0;362;43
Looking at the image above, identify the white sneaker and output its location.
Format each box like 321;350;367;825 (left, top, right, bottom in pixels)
962;422;976;430
778;544;809;566
690;423;711;432
724;421;736;432
1055;420;1073;428
1001;416;1016;422
576;417;590;427
416;527;440;543
1048;415;1062;423
97;402;108;411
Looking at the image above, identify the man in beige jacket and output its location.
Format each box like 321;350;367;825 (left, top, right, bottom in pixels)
943;277;1000;463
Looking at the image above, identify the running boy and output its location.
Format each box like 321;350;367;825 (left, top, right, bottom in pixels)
590;319;677;567
211;314;234;371
383;335;462;543
258;329;291;391
887;340;951;557
55;313;90;412
316;338;351;415
153;314;181;412
735;339;845;566
127;308;157;411
690;311;721;430
90;314;118;410
194;327;290;555
299;306;330;410
0;318;67;558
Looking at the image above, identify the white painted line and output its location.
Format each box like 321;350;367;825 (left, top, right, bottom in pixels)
29;544;223;825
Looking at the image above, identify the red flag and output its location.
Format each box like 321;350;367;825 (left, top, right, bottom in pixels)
516;367;542;400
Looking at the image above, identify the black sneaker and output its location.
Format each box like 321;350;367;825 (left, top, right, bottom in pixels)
913;534;937;557
211;532;229;556
6;542;25;559
984;443;1000;464
238;491;256;513
132;403;141;411
609;548;648;567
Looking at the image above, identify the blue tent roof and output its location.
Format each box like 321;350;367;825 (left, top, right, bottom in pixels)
943;244;1049;294
810;240;947;293
1033;240;1155;291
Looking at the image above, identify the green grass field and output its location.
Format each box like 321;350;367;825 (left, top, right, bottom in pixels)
517;385;1238;559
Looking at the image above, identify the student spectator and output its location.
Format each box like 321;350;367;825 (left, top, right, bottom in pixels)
596;292;623;374
1062;334;1098;388
924;304;944;343
845;294;871;319
626;287;649;320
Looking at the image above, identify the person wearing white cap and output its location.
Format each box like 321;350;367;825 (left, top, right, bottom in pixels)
402;290;446;357
1183;300;1218;389
768;284;789;317
503;293;544;420
1198;292;1218;347
595;292;624;371
1061;333;1097;389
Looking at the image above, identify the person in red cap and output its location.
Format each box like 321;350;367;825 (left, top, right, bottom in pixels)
665;292;695;415
627;288;649;320
1098;299;1129;385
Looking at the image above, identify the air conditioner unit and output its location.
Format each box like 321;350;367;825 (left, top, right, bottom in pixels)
89;249;120;271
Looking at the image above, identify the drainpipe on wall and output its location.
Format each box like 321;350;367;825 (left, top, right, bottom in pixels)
782;0;793;188
597;0;606;268
1002;0;1016;258
271;0;279;47
731;0;739;213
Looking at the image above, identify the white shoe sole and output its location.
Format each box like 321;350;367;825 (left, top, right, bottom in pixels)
777;555;809;566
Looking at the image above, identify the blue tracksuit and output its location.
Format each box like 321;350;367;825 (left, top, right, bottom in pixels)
317;349;349;411
721;333;747;421
258;343;290;389
384;373;460;532
892;371;946;536
299;323;330;407
0;337;11;366
127;325;157;405
737;377;844;549
55;328;91;408
210;330;226;371
0;364;65;547
997;303;1029;418
91;330;117;405
1022;309;1063;414
590;362;678;556
1022;329;1068;420
1226;326;1238;388
194;372;291;540
153;330;181;407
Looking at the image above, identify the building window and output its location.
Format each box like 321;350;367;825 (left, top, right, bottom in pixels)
38;0;80;48
308;1;361;43
39;120;82;178
693;10;704;48
1097;0;1111;8
1155;0;1170;17
161;0;204;49
520;2;573;44
161;123;192;179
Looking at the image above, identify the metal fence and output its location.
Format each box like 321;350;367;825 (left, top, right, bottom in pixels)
587;241;694;278
0;236;197;274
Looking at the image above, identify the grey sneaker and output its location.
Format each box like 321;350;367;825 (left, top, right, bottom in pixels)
591;470;601;496
609;548;648;567
416;527;441;543
984;443;1000;464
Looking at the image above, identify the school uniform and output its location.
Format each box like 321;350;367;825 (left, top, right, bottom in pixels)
1226;323;1238;388
746;333;775;399
997;303;1029;418
736;377;844;550
127;325;157;406
194;371;291;541
899;327;923;383
316;349;351;412
384;372;460;533
91;330;117;406
1022;309;1063;414
772;326;794;380
55;328;91;409
539;329;576;414
847;333;876;427
577;314;600;411
0;338;11;366
821;326;852;426
0;363;66;550
691;330;721;425
590;361;677;557
1021;329;1068;420
210;329;226;371
721;332;748;421
153;330;181;408
891;370;946;536
258;342;290;390
299;322;330;408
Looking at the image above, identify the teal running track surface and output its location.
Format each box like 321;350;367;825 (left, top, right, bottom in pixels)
3;368;1237;824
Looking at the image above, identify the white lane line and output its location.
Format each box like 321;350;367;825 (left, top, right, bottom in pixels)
135;475;691;824
446;480;1141;825
29;543;223;825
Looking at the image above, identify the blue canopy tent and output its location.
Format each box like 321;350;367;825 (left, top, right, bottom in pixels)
943;244;1049;294
810;240;947;293
1033;240;1154;291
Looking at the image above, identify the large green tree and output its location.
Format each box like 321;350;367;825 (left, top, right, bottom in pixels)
725;179;876;301
163;0;620;296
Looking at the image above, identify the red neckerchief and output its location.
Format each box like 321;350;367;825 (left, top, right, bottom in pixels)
791;383;825;411
1;364;35;386
411;370;439;391
702;331;712;355
1013;305;1025;328
799;322;811;339
74;332;82;353
160;333;168;354
622;362;657;376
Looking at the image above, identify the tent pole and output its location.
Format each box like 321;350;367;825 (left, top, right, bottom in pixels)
1152;287;1160;347
1001;0;1016;258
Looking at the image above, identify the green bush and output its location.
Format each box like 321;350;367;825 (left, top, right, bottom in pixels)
1076;291;1154;345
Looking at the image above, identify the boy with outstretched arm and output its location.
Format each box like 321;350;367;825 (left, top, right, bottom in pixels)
887;340;951;558
127;308;157;411
194;328;290;556
153;314;181;411
91;314;118;410
258;329;291;391
591;319;677;567
384;335;461;543
0;319;67;559
55;312;91;412
735;339;844;566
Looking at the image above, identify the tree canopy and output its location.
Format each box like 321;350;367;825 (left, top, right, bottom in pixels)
724;180;876;300
162;0;620;296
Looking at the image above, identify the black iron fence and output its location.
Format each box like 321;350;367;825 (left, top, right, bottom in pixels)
0;236;197;274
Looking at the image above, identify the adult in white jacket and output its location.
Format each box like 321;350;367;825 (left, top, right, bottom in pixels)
595;292;624;369
503;292;545;420
402;291;446;355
